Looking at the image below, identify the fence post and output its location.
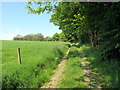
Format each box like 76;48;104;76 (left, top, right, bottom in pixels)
17;48;22;64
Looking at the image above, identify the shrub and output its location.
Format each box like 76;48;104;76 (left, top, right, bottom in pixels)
68;47;79;58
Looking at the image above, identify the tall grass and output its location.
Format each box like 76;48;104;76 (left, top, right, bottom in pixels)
68;46;79;58
2;40;69;88
80;45;119;88
57;46;87;88
58;57;88;88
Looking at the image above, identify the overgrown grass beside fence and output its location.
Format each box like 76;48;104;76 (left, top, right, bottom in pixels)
2;40;69;88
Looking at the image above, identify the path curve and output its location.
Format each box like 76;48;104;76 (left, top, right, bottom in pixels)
41;48;70;88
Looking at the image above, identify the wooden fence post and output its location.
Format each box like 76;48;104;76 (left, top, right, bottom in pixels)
17;48;22;64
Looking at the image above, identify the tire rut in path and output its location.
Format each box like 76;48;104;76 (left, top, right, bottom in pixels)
78;48;100;88
80;56;101;88
41;48;70;88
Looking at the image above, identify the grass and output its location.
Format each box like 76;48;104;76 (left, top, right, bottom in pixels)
57;46;88;88
68;46;79;58
57;44;119;88
57;57;88;88
2;41;119;88
80;45;119;88
2;40;69;88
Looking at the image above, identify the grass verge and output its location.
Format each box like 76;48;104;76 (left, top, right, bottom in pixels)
57;46;88;88
2;40;69;88
80;45;119;88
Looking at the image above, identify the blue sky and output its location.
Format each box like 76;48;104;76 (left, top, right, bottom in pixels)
0;2;61;40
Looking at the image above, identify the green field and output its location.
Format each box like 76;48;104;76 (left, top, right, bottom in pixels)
1;40;119;88
2;40;69;88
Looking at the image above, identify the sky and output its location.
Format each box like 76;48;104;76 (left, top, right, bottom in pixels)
0;2;61;40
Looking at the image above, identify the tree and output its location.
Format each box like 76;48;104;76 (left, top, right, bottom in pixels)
33;33;44;41
26;2;120;61
13;34;23;40
26;2;120;88
20;33;44;41
59;32;65;41
45;36;52;41
23;34;33;41
52;33;59;41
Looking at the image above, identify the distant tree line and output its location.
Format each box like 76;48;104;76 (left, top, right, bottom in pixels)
13;32;68;42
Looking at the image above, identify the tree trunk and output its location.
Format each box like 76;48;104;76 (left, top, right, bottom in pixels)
88;31;94;47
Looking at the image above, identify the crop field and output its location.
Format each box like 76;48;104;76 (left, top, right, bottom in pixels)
1;40;69;88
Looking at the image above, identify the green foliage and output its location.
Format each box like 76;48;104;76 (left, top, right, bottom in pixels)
50;2;120;62
59;32;66;41
25;1;57;14
13;32;67;42
26;2;120;61
25;2;120;87
68;46;79;58
80;45;119;88
45;36;52;41
51;32;67;41
52;33;59;41
13;35;23;40
57;57;87;88
13;33;45;41
2;40;68;88
50;2;81;43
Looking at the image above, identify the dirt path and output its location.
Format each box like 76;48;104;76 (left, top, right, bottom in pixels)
81;58;101;88
81;60;91;82
79;48;100;88
41;48;70;88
